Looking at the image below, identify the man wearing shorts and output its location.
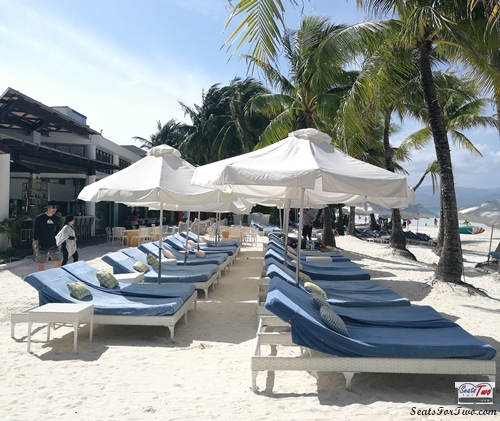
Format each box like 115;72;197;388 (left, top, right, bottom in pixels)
33;201;62;271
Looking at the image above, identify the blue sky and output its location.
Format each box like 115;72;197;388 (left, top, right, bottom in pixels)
1;0;499;190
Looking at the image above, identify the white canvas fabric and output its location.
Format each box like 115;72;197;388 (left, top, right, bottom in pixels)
78;145;227;207
458;200;500;227
192;129;409;203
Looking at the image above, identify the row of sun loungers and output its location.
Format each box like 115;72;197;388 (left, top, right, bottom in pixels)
252;234;496;392
12;233;241;341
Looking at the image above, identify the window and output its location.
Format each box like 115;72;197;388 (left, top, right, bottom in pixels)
119;158;130;169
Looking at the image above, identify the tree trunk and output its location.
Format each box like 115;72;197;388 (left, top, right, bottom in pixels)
381;107;411;255
418;41;463;283
321;207;336;247
433;195;445;256
337;207;345;235
347;206;356;236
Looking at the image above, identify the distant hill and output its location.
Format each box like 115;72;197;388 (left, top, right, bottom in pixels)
415;186;500;208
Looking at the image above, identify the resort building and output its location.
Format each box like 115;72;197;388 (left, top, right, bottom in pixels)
0;87;145;249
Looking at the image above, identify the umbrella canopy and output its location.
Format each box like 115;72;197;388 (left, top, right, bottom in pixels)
192;129;409;202
458;200;500;257
192;128;410;286
399;204;437;220
458;200;500;227
78;145;235;283
79;145;227;205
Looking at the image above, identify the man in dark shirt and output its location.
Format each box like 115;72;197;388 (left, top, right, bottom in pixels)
33;201;62;271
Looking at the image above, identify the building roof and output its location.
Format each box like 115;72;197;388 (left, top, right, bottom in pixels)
0;87;99;137
0;87;119;174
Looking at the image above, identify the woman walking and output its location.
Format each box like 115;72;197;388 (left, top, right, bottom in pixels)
56;214;78;266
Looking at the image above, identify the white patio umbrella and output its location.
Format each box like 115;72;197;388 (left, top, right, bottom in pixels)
399;203;438;233
192;128;409;286
78;145;234;283
458;200;500;258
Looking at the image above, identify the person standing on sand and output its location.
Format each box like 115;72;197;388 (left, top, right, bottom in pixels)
434;217;438;228
301;208;316;240
33;201;62;271
56;214;78;266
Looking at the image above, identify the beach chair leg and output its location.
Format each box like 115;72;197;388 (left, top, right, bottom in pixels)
343;372;356;391
184;311;188;324
252;371;259;392
167;326;174;340
203;289;209;299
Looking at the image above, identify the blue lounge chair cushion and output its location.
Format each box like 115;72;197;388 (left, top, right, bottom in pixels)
103;251;218;284
62;261;195;301
320;306;350;337
266;263;410;307
26;267;190;316
265;280;496;359
264;254;371;281
67;282;92;300
96;271;119;289
139;241;228;266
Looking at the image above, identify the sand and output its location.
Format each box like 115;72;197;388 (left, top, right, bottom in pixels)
1;226;499;420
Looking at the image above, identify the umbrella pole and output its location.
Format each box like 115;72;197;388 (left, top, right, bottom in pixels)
157;204;163;284
184;211;190;265
487;226;495;261
295;189;305;288
283;200;290;267
197;211;201;251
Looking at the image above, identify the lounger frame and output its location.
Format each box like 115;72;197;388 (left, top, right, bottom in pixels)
11;291;197;341
251;317;496;393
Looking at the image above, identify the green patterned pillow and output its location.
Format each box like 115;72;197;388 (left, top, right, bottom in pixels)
96;270;119;289
146;253;159;267
298;272;312;284
311;293;330;310
67;282;92;300
320;306;350;337
133;261;149;273
304;281;328;299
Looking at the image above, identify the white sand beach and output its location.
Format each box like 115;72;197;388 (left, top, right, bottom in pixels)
1;227;499;420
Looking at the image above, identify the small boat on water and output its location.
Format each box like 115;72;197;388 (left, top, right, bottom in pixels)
459;225;485;234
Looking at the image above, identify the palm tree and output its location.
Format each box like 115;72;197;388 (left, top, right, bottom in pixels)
212;77;271;156
133;119;186;151
249;16;364;246
0;214;29;250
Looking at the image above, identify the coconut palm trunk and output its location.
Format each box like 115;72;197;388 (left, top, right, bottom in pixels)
418;41;463;282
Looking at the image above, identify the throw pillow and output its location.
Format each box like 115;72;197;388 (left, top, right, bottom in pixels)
187;239;197;247
162;249;176;260
146;253;159;267
290;259;303;270
311;293;330;310
96;270;119;289
304;281;328;299
298;272;312;283
199;236;207;242
195;250;205;258
133;261;149;273
320;306;350;337
67;282;92;300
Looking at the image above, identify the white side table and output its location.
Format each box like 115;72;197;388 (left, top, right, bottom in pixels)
27;303;94;353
